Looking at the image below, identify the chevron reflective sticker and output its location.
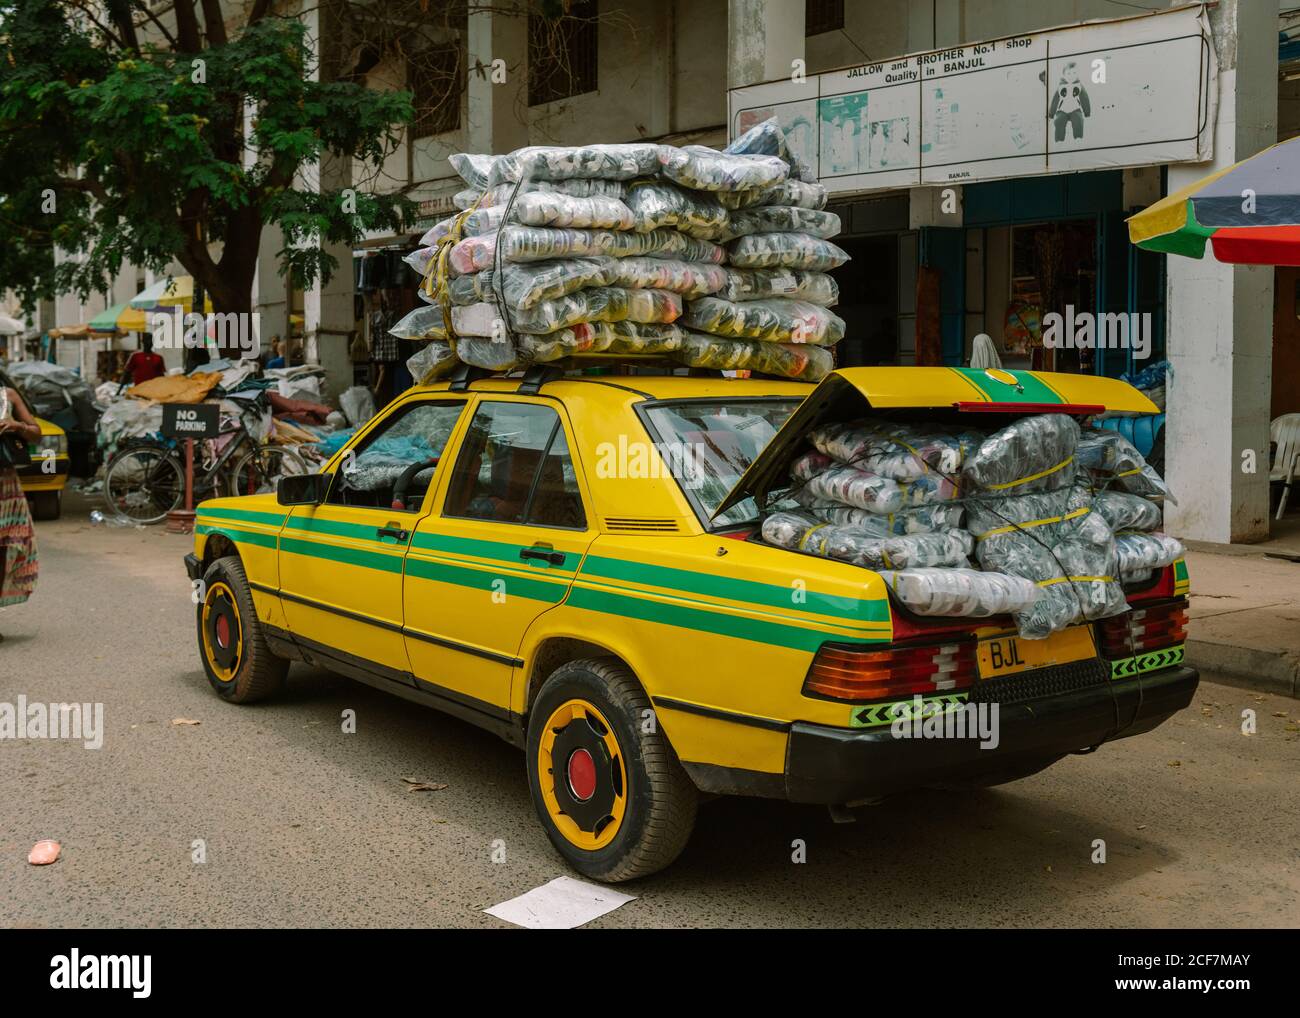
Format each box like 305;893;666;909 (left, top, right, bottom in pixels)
849;692;969;729
1109;644;1185;680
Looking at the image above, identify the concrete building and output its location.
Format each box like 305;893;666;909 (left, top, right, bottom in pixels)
726;0;1289;545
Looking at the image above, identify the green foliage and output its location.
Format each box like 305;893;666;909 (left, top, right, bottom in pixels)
0;2;416;310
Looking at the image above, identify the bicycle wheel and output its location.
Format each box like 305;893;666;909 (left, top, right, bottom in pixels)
227;444;307;497
104;444;184;524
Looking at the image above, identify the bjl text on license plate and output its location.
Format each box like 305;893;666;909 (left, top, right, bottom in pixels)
977;625;1095;679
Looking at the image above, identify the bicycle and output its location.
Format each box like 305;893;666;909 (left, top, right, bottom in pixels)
102;390;309;524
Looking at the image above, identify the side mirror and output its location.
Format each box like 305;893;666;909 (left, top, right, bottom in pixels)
277;472;331;506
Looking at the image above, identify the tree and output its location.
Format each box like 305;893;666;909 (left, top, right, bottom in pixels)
0;1;416;315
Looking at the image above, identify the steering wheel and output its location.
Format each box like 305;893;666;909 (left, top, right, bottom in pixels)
391;457;439;511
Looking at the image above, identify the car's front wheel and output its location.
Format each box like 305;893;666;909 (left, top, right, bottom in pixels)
526;658;697;882
197;556;287;703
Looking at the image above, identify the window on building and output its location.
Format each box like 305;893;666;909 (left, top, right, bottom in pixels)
528;0;598;106
410;42;463;139
806;0;845;37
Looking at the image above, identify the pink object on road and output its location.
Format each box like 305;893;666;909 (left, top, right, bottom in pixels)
28;840;61;865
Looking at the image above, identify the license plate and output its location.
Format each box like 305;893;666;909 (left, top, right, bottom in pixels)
977;626;1096;679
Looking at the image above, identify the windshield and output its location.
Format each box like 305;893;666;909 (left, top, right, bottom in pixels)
639;398;801;528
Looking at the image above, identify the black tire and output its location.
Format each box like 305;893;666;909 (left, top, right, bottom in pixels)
28;490;61;521
197;556;288;703
526;658;697;882
930;753;1065;790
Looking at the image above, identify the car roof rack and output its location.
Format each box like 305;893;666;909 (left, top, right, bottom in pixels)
447;362;495;392
516;364;566;395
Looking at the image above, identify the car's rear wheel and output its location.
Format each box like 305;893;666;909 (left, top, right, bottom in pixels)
526;658;697;882
197;556;287;703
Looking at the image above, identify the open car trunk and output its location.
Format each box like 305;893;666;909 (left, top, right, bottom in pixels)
714;366;1159;522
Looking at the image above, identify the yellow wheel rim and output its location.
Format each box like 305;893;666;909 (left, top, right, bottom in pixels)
201;581;243;683
536;699;627;851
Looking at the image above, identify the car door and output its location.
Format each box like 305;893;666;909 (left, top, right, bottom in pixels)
278;397;469;685
403;398;596;714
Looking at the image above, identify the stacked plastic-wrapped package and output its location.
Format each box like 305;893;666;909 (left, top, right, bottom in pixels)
1078;431;1183;583
762;416;1046;620
392;120;849;383
761;413;1182;637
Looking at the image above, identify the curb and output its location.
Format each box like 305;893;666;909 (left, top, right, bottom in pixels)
1183;639;1300;698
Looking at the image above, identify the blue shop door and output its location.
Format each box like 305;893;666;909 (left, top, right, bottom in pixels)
920;226;966;365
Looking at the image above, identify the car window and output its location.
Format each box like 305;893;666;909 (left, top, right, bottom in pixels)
639;398;801;528
443;401;586;528
329;400;465;511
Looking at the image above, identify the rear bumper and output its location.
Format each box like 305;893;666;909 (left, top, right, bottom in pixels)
783;665;1199;805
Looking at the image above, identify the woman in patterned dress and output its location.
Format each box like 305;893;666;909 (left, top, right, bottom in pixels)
0;378;40;634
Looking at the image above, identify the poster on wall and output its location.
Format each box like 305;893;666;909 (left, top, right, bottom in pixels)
727;3;1217;195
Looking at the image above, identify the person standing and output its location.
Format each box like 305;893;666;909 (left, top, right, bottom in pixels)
117;334;167;393
0;379;40;633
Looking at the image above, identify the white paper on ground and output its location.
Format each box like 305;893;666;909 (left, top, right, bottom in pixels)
483;876;636;929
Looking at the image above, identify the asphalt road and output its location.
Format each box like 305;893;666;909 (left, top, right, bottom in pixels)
2;492;1296;928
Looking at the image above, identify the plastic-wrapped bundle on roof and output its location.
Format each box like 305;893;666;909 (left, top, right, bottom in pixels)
486;143;665;186
456;179;630;210
444;258;614;309
483;287;682;335
406;340;458;384
448;152;497;190
389;305;449;341
1092;490;1163;532
509;191;635;230
1076;430;1174;501
728;232;850;271
658;146;790;191
716;268;838;305
674;332;833;382
717;207;841;241
456;336;519;372
603;258;727;298
961;413;1080;495
681;297;845;345
519;321;685;363
724;116;816;182
719;179;828;211
624;182;729;237
1114;531;1185;582
762;511;974;569
808;420;983;482
881;568;1041;619
447;227;724;273
795;496;966;536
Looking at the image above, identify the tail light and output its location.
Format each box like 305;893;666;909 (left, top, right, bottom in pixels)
1097;599;1187;658
804;640;978;702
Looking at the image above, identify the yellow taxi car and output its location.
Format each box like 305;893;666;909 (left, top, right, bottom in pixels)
185;366;1197;881
18;416;69;520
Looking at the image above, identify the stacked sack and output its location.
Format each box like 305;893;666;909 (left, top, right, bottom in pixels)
761;418;1045;620
1076;430;1183;584
393;119;849;384
761;414;1183;639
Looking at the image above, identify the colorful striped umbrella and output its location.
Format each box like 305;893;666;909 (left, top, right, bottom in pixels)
1127;136;1300;265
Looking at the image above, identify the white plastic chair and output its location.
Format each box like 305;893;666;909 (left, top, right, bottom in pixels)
1271;413;1300;520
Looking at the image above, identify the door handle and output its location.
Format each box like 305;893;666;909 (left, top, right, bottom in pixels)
520;547;565;566
377;526;409;542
